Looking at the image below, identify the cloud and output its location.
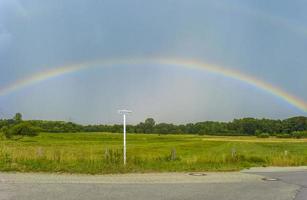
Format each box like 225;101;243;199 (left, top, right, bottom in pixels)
0;0;28;19
211;0;307;41
0;26;11;53
0;0;306;122
0;0;29;53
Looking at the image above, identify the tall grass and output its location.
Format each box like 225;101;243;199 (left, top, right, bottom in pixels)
0;132;306;174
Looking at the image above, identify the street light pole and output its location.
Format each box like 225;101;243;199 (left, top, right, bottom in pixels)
118;110;132;165
123;113;126;165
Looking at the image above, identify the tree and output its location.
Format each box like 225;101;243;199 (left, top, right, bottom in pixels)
14;113;22;122
144;118;155;133
231;118;259;135
282;117;307;133
135;118;156;133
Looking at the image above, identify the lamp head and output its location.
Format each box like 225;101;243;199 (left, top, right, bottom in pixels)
118;109;132;115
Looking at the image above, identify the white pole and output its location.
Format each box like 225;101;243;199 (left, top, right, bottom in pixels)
123;114;126;165
118;109;131;165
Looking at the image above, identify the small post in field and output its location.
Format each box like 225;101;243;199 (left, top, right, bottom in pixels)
118;109;132;165
171;148;177;161
231;148;236;158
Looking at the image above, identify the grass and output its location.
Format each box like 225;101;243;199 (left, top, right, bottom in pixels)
0;132;306;174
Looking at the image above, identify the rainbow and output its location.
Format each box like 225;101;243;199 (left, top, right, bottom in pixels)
0;57;306;112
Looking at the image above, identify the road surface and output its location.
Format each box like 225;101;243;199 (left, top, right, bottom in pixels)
0;167;306;200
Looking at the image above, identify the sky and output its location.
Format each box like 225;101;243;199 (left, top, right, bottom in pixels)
0;0;306;124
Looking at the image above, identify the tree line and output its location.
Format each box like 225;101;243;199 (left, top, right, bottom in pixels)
1;113;307;137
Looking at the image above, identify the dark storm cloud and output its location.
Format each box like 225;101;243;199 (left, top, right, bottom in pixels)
0;0;306;123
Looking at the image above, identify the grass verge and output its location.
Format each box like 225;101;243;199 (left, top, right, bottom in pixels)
0;132;306;174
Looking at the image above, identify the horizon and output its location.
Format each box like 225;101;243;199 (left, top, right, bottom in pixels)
1;112;306;126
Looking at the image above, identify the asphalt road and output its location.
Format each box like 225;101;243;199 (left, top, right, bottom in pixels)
244;167;307;200
0;167;306;200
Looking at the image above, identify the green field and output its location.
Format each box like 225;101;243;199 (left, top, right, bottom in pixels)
0;132;307;174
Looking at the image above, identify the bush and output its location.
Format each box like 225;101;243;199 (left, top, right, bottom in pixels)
257;133;270;138
3;122;39;139
1;126;12;139
276;134;292;138
292;131;307;139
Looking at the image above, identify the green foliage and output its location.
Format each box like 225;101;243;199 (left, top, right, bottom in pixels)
276;134;292;138
13;113;22;122
4;122;39;139
257;133;270;138
29;120;83;133
1;126;11;139
1;114;307;136
292;131;307;139
282;116;307;133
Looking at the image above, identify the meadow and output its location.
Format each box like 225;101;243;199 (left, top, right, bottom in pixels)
0;132;307;174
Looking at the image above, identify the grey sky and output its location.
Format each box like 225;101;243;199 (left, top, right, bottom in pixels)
0;0;306;124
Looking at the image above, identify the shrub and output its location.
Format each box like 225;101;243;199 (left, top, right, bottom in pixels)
257;133;270;138
292;131;307;139
1;126;12;139
276;134;292;138
3;122;39;139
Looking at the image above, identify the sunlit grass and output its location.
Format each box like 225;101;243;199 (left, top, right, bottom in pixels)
0;132;306;174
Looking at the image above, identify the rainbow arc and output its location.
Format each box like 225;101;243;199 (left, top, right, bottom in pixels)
0;57;306;112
